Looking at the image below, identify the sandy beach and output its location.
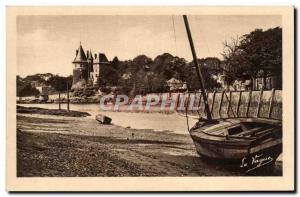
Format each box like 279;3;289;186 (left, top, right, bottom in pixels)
17;113;282;177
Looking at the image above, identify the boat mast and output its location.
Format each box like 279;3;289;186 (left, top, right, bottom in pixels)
183;15;212;121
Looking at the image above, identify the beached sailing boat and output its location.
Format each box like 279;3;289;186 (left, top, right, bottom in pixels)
183;15;282;173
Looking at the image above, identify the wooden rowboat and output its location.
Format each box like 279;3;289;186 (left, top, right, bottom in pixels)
189;118;282;173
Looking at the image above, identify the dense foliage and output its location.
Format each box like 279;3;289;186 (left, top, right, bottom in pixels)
17;74;73;97
46;75;73;91
99;53;222;95
17;27;282;97
17;83;40;97
222;27;282;88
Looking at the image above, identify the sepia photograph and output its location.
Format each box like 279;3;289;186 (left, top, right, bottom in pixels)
6;6;294;191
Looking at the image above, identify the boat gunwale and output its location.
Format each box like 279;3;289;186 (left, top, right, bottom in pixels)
191;135;253;148
190;117;281;140
191;130;257;141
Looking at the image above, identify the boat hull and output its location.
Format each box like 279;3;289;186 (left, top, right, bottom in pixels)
193;139;282;173
189;118;282;173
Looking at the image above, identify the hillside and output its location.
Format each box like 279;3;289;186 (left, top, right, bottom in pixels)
17;73;72;97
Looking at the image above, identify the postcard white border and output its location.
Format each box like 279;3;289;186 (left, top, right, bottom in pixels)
6;6;294;191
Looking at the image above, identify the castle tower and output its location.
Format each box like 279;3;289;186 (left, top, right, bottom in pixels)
87;49;94;73
72;43;89;89
92;53;109;86
86;49;94;85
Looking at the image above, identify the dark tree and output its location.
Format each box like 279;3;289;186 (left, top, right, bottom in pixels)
222;27;282;89
46;75;73;91
111;56;120;70
184;58;221;91
17;84;40;97
99;64;119;86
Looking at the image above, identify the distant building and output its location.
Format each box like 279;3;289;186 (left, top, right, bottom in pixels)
35;86;43;93
254;76;278;90
215;74;227;89
121;73;131;80
30;81;41;88
166;78;187;92
39;94;49;102
35;85;54;95
72;43;110;89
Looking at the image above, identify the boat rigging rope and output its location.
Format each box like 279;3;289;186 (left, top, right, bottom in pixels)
185;101;190;132
172;15;178;53
171;16;190;132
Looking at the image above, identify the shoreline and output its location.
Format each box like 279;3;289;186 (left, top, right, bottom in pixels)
16;113;282;177
17;105;91;117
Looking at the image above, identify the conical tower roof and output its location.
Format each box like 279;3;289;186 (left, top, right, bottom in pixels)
73;42;87;63
99;53;109;63
87;49;93;60
93;53;109;64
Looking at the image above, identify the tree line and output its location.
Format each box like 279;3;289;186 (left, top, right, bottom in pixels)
17;27;282;97
99;27;282;95
99;54;221;96
17;73;72;97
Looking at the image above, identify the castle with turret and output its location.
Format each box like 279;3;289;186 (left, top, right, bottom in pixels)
72;43;110;89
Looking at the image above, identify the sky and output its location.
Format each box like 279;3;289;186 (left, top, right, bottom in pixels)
17;15;281;77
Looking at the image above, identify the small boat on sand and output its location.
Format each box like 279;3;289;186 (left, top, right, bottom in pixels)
96;114;112;125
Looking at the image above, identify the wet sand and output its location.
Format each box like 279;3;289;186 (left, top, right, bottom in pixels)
17;114;282;177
